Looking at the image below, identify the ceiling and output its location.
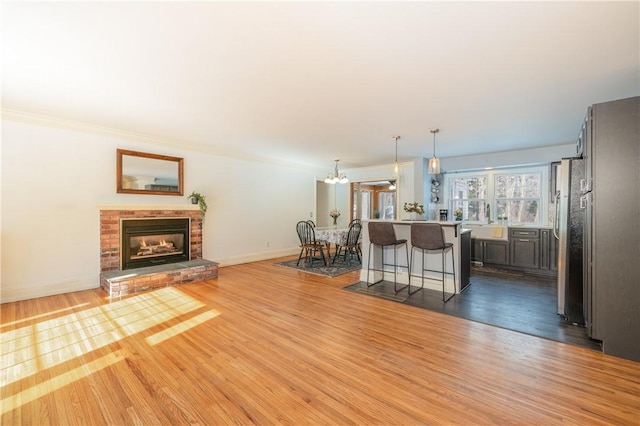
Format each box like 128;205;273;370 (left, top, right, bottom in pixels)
2;1;639;169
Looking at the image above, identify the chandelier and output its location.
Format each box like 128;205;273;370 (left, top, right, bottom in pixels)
324;159;348;184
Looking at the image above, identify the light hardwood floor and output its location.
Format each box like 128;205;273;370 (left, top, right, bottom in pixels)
2;256;639;425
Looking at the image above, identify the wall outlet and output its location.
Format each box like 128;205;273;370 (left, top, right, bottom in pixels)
310;211;313;217
266;241;270;247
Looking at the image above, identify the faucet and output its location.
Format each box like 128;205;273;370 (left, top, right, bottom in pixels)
486;203;493;224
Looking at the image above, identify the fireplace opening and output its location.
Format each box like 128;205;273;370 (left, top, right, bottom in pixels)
121;218;190;270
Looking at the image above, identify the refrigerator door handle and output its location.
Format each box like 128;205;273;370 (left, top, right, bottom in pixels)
553;191;561;240
580;179;588;193
580;195;588;209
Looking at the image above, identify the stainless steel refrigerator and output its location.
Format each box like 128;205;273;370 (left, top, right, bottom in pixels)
554;96;639;362
554;157;586;325
582;96;639;362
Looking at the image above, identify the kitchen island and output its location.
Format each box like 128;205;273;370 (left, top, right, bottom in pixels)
360;220;471;294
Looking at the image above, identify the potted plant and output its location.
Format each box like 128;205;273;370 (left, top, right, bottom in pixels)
454;208;463;221
188;191;208;219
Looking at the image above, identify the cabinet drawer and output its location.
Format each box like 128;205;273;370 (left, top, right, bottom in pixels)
509;228;539;238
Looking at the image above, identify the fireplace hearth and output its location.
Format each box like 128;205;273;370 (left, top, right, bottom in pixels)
99;207;217;297
121;218;190;270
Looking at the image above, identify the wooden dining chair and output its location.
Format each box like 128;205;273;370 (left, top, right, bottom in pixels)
296;221;327;266
332;221;362;265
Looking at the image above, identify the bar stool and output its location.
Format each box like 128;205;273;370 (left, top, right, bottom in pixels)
367;222;409;293
409;223;456;302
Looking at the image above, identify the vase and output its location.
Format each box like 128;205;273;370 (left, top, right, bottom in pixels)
332;217;338;226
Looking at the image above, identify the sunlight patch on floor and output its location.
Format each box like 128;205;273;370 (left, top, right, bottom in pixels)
0;350;126;415
0;303;91;329
146;309;220;345
0;287;211;387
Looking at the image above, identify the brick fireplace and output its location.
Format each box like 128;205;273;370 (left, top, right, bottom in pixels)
100;208;203;272
99;206;217;297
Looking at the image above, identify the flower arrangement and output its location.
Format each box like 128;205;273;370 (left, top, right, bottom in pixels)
329;209;340;225
403;202;424;215
454;208;463;220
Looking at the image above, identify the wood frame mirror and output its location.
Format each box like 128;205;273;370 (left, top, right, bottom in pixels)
117;149;184;196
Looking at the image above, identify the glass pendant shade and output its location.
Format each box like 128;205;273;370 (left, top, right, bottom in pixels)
428;129;440;175
393;162;400;175
392;136;401;176
428;156;440;174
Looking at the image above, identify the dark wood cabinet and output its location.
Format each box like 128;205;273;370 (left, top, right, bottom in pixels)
549;231;558;271
540;229;558;271
471;238;483;262
460;231;471;292
472;238;509;265
485;240;510;265
510;228;539;269
473;227;556;276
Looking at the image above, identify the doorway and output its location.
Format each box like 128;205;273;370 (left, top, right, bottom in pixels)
351;181;397;221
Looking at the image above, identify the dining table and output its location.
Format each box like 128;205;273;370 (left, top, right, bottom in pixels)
314;227;350;263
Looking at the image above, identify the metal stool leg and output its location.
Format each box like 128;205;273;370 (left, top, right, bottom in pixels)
442;247;455;302
367;242;384;287
393;243;408;294
408;245;424;295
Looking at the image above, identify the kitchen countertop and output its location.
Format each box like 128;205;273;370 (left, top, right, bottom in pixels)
463;223;553;229
461;223;552;240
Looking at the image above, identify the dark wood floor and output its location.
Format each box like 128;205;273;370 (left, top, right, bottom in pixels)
345;268;602;351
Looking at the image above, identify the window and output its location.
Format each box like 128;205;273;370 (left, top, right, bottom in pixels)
495;173;541;223
449;176;488;222
378;191;396;220
447;166;545;225
360;190;371;220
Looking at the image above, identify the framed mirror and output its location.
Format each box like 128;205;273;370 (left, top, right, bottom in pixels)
117;149;184;195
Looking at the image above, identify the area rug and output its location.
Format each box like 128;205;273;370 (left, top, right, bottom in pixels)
274;257;361;278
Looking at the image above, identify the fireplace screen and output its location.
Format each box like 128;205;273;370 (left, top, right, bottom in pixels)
121;218;190;270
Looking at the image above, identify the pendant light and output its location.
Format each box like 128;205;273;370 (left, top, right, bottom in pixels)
428;128;441;175
324;159;348;184
392;135;401;176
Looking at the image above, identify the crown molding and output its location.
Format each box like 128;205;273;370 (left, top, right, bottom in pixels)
1;108;212;153
1;108;319;170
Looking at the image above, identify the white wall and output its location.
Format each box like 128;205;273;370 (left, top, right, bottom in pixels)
1;119;320;302
1;118;578;303
314;180;350;228
431;144;577;215
345;145;577;222
441;144;576;171
343;161;416;220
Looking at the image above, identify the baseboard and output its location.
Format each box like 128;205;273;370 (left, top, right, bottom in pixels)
0;248;300;303
0;274;100;303
214;247;299;267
